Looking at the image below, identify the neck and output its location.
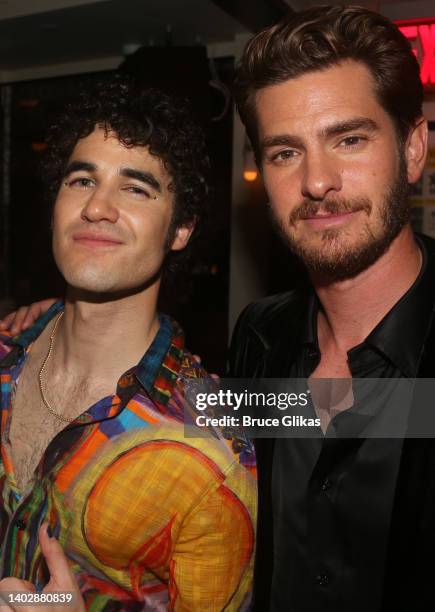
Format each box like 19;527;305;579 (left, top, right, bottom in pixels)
53;283;161;382
312;226;422;354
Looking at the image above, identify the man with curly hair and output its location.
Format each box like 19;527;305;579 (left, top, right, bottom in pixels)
0;76;256;610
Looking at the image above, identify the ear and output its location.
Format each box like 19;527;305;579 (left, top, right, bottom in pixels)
170;223;195;252
405;117;428;184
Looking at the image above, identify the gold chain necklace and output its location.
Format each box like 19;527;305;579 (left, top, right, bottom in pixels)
38;311;74;423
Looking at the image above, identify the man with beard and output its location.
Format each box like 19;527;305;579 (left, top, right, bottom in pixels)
3;6;433;612
0;76;256;610
229;5;434;612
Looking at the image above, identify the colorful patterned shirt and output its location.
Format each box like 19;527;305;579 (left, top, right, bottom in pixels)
0;302;257;611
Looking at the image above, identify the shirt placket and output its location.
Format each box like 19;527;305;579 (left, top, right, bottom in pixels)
0;365;36;577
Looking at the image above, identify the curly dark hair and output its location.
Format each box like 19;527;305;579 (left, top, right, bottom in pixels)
43;73;210;277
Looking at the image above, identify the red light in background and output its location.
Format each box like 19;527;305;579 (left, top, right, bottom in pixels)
398;25;418;58
419;25;435;84
397;17;435;87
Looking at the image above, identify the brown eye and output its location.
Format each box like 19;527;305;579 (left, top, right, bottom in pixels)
340;136;366;147
66;177;94;189
122;185;153;199
270;149;298;164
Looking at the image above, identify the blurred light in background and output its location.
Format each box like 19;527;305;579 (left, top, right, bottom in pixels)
243;135;258;182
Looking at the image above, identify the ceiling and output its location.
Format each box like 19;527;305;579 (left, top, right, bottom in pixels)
284;0;435;20
0;0;433;82
0;0;248;76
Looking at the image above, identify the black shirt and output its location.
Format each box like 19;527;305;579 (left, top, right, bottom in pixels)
270;237;435;612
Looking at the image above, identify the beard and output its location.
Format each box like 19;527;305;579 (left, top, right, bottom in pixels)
271;156;410;282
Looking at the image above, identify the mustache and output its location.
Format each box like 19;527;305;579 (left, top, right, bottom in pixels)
289;197;372;225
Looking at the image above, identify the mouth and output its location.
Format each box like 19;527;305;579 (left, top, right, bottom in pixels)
301;210;361;229
72;233;124;248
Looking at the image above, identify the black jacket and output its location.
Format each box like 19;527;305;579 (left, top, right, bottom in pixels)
229;238;435;612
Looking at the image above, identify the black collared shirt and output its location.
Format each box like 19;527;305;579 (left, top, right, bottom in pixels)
271;237;435;612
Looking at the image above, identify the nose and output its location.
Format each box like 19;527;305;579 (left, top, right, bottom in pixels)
81;187;120;224
301;151;342;201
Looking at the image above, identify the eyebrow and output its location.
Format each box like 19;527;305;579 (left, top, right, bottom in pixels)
261;117;380;153
63;160;162;193
321;117;380;138
64;160;96;175
261;134;304;152
119;167;161;193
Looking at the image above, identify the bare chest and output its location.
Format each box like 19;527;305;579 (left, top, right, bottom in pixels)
9;359;64;491
9;356;109;492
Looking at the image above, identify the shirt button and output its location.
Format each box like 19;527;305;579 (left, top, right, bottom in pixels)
316;573;330;587
321;478;332;491
15;519;26;530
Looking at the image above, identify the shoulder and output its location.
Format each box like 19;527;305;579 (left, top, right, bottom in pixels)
172;349;257;474
231;289;309;352
235;290;307;330
178;349;211;380
228;289;311;378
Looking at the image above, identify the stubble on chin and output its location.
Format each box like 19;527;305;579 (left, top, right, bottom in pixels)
270;162;410;282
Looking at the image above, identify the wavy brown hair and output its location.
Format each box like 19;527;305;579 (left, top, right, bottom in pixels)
233;5;423;160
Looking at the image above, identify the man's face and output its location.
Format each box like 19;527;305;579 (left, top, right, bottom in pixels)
52;127;189;294
256;60;413;281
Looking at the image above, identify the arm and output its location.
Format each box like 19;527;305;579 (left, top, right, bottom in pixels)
69;463;256;612
170;461;256;611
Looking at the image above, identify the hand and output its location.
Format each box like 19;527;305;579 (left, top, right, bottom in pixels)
0;299;57;335
0;524;85;611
